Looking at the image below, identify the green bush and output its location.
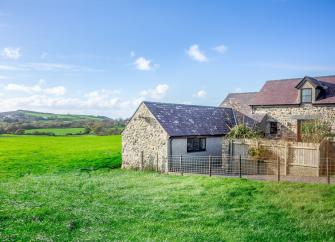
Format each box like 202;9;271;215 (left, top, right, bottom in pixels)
15;129;25;135
30;131;56;136
301;120;332;143
248;146;274;160
226;124;262;139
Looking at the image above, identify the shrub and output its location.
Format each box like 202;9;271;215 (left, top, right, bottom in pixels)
301;120;332;143
248;146;274;160
31;131;56;136
15;129;26;135
226;124;262;139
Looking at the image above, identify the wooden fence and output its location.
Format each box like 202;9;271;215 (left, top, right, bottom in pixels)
222;138;335;177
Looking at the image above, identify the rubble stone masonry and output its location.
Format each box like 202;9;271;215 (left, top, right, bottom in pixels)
122;103;169;171
253;104;335;139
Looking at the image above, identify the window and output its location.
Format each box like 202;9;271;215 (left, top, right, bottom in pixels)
301;88;312;103
187;138;206;152
269;122;277;135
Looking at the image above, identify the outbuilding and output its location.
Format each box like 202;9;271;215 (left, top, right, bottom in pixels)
122;101;237;171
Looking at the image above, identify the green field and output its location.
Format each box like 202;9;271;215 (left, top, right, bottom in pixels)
24;127;86;135
1;135;335;241
0;136;121;178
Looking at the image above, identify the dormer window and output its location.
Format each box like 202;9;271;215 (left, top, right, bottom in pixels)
301;88;312;103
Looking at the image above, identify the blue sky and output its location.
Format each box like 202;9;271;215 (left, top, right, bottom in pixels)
0;0;334;118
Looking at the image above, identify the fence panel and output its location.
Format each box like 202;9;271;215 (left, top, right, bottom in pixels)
223;139;323;177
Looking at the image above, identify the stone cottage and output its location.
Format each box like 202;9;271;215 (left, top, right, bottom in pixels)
222;75;335;141
122;101;238;171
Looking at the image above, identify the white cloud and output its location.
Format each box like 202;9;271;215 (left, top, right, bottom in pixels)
0;64;22;70
0;62;100;72
194;90;207;98
2;47;21;60
0;94;134;118
0;75;8;80
140;84;169;99
0;90;127;116
134;57;158;71
187;44;208;62
5;80;66;96
44;86;66;96
182;101;192;105
0;82;169;118
130;51;135;57
213;44;228;55
26;62;76;71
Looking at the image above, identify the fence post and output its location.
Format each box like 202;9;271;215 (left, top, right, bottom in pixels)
141;151;144;170
180;155;183;176
239;155;242;178
326;138;330;184
317;144;321;177
284;142;289;176
209;155;212;177
277;155;280;182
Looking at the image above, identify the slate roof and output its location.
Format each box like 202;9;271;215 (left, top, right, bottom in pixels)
251;75;335;106
144;101;236;137
220;92;266;125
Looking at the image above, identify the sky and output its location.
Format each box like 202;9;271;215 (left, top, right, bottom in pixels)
0;0;335;118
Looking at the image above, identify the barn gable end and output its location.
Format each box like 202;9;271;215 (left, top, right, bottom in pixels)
122;102;169;170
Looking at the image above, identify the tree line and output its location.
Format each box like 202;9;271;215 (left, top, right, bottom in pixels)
0;119;128;136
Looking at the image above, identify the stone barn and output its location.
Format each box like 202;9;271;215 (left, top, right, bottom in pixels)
122;101;237;171
222;75;335;141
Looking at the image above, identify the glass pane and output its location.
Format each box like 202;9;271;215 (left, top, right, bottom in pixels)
302;95;312;102
187;139;193;151
193;139;199;151
302;89;312;102
302;89;312;95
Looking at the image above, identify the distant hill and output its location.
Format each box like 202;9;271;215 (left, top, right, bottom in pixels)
0;110;111;123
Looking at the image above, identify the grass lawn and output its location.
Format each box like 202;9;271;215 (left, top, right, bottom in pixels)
24;127;86;135
1;135;335;241
0;135;121;178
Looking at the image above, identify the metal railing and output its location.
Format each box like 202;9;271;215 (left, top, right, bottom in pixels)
161;155;335;184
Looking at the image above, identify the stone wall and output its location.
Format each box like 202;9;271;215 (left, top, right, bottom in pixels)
253;104;335;140
122;103;169;171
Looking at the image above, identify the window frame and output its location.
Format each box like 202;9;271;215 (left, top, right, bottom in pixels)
187;137;206;153
269;122;278;135
301;88;312;103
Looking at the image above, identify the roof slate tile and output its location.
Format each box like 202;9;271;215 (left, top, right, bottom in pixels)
144;101;236;137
